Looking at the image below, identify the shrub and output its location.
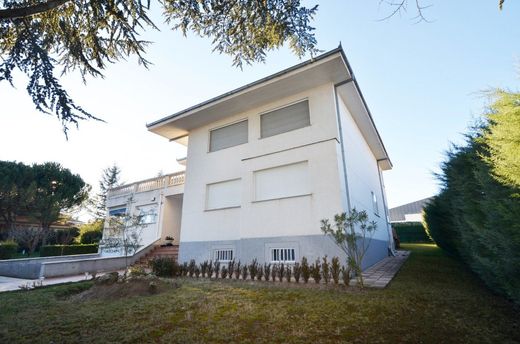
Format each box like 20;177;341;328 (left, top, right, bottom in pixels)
195;266;201;278
277;264;285;282
249;259;258;280
322;256;330;284
0;240;18;259
257;266;264;281
213;261;220;278
301;257;310;283
293;263;301;283
228;260;235;279
150;257;178;277
393;222;432;243
129;265;146;277
47;227;80;245
234;261;241;279
80;229;103;244
40;244;98;257
188;259;196;277
241;264;248;280
263;263;271;281
285;265;292;282
207;260;214;278
181;262;189;276
341;266;351;286
200;261;208;278
331;257;340;284
270;264;277;281
311;259;321;284
221;266;228;279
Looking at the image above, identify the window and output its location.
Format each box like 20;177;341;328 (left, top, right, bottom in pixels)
138;206;158;224
214;249;234;262
108;207;126;216
206;179;241;210
260;100;310;138
372;191;379;216
209;120;248;152
271;248;296;263
254;161;310;202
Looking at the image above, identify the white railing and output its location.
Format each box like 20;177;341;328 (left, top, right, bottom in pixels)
108;171;185;197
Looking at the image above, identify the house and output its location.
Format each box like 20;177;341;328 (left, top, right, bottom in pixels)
103;47;394;269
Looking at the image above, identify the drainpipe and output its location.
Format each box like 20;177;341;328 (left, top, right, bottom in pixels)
376;160;395;256
333;78;354;213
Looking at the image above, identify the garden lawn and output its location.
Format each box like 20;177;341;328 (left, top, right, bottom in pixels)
0;244;518;343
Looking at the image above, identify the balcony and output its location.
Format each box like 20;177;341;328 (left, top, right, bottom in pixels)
108;171;185;198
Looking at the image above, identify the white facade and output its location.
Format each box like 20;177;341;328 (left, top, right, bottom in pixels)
104;47;393;268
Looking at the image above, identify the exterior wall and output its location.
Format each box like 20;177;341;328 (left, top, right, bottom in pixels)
337;95;392;248
179;83;348;263
161;196;183;244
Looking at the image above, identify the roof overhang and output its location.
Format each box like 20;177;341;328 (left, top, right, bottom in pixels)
147;47;392;169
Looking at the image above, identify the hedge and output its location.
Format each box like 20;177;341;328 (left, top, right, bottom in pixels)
40;244;98;257
0;240;18;259
393;223;432;243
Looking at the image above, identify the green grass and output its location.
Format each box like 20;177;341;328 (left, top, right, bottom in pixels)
0;244;518;343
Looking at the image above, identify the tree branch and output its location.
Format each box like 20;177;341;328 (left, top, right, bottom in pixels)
0;0;70;20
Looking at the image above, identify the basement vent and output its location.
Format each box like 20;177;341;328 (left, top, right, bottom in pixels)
214;249;234;262
271;248;296;263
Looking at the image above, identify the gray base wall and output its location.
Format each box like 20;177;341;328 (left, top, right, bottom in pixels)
179;234;389;271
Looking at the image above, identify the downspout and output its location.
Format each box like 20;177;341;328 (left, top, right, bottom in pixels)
333;79;354;213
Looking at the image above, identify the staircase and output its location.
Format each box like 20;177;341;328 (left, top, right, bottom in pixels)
134;245;179;267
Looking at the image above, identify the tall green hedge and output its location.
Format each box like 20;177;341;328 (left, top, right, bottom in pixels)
40;244;98;257
0;240;18;259
424;120;520;304
393;223;432;243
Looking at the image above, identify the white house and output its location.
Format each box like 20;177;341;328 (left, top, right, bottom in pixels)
103;47;394;269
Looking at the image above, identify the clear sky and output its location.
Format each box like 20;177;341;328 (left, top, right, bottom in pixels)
1;1;519;218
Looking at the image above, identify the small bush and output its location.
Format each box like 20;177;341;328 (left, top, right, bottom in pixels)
234;261;241;279
277;264;285;282
194;266;201;278
249;259;258;280
271;264;277;281
322;256;330;284
257;266;264;281
285;265;292;282
301;257;310;283
293;263;301;283
150;257;178;277
264;263;271;281
207;260;214;278
228;260;235;279
129;265;146;277
331;257;340;284
40;244;98;257
311;259;321;284
213;261;221;278
188;259;196;277
200;261;208;278
221;266;228;279
341;266;351;286
241;264;248;280
80;229;103;244
0;240;18;259
181;262;189;276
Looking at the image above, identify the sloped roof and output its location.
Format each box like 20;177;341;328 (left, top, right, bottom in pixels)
389;197;433;222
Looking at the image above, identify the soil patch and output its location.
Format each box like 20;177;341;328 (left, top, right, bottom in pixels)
69;277;178;302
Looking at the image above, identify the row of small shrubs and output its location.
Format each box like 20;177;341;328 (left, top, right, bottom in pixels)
0;240;18;259
150;256;352;285
40;244;98;257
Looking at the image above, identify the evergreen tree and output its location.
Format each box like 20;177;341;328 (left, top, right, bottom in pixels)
94;164;121;219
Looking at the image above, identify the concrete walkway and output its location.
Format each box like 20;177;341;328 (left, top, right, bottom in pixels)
0;273;95;292
352;250;410;288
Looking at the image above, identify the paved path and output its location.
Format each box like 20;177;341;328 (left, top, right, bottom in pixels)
0;273;94;292
351;250;410;288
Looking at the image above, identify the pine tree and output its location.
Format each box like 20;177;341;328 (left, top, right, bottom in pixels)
94;165;121;220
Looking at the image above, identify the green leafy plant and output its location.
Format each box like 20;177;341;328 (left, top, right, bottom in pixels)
234;261;241;279
264;263;271;281
248;259;259;280
241;265;248;280
194;266;201;278
0;240;18;259
150;257;178;277
181;262;189;277
257;266;264;281
301;257;310;283
321;256;330;284
213;261;220;279
200;261;208;278
207;260;214;278
341;266;351;286
188;259;196;277
285;265;292;282
311;259;321;284
277;264;285;282
321;208;377;287
228;260;235;279
293;263;302;283
221;266;228;279
331;257;341;285
270;264;277;282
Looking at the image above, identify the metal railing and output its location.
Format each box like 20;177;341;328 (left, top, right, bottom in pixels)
108;171;185;197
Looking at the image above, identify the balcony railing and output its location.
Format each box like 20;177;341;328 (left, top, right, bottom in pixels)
108;171;185;197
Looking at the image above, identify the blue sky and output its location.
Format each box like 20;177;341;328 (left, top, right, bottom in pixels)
1;1;519;217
